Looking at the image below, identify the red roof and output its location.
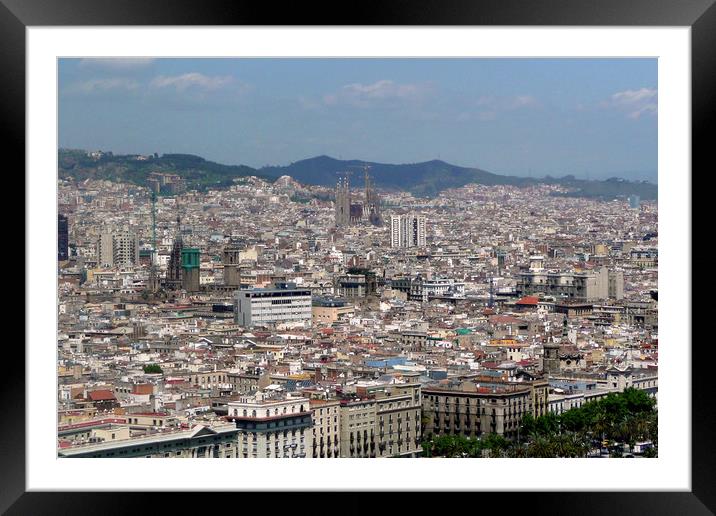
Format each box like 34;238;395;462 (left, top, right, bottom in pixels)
489;315;523;325
516;295;539;306
88;389;116;401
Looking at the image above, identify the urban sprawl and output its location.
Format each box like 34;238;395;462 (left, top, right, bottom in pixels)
57;158;658;459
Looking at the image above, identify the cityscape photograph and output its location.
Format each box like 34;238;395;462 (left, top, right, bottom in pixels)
56;57;658;459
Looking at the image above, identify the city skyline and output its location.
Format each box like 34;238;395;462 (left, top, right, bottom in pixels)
55;57;660;461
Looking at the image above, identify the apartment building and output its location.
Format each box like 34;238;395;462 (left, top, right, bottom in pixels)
340;382;422;458
309;399;341;458
96;229;140;268
339;397;377;458
390;213;426;248
516;266;624;301
372;383;422;457
422;381;533;440
226;389;312;458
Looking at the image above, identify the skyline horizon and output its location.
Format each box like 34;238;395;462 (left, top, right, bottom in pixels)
59;146;658;184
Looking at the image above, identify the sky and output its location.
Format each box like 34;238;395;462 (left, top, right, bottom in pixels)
58;58;657;182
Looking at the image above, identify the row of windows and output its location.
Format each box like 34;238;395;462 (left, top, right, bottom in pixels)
232;405;306;417
241;429;305;440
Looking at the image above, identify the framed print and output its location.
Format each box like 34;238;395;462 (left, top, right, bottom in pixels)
6;0;712;513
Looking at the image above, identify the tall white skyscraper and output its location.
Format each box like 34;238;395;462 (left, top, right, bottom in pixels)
390;214;426;248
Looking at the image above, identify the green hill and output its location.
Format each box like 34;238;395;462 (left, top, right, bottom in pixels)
259;155;534;197
58;149;657;200
58;149;269;191
260;155;656;200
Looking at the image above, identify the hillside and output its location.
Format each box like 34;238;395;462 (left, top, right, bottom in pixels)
260;155;656;200
259;155;533;197
58;149;657;200
58;149;269;192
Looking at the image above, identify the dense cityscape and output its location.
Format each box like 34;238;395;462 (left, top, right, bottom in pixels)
57;155;658;459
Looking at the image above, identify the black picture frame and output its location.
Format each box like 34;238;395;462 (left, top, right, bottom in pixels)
5;0;710;513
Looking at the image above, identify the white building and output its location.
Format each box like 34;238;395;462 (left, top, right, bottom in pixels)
390;214;426;248
234;282;312;328
422;277;466;299
227;389;312;458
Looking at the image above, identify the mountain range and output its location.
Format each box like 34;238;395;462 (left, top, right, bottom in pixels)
58;149;657;200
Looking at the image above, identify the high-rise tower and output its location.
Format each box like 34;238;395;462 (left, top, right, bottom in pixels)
96;228;139;268
390;214;426;248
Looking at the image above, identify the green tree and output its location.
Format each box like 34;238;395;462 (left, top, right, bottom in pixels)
143;363;163;374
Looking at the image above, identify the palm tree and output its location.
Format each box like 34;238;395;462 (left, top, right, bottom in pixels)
527;436;557;458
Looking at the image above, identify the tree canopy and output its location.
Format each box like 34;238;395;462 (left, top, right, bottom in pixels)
143;363;163;374
421;388;657;458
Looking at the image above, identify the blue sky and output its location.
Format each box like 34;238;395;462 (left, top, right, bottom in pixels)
58;58;657;181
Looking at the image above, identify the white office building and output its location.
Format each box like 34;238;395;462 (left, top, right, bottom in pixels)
234;282;312;328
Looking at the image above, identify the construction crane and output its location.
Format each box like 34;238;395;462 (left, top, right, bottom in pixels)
148;192;159;292
151;191;158;257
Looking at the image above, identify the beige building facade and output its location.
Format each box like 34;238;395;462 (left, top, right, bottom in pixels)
310;399;341;458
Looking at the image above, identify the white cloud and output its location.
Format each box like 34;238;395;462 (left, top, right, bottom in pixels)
477;94;537;110
149;73;236;92
62;72;250;106
465;94;537;121
77;58;157;70
323;79;430;108
604;88;658;119
146;73;251;106
64;77;140;95
509;95;538;109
